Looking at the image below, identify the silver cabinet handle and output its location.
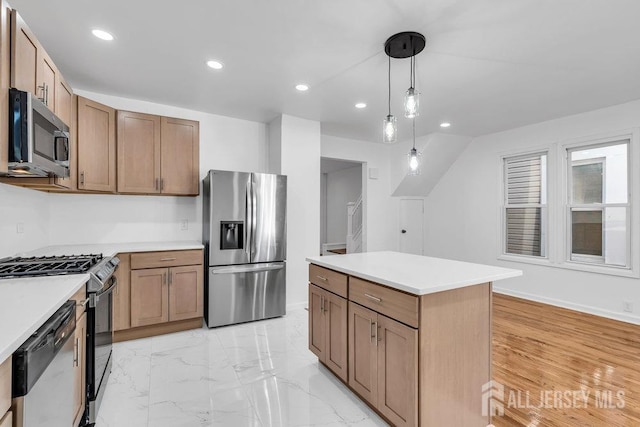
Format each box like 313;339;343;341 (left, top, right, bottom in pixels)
369;319;374;342
365;293;382;303
80;171;85;186
37;83;46;103
160;257;176;261
45;84;49;106
320;295;324;313
374;322;379;346
73;337;79;367
316;275;328;281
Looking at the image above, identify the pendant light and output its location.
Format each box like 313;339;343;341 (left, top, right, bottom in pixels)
408;117;421;175
382;55;397;143
404;54;419;118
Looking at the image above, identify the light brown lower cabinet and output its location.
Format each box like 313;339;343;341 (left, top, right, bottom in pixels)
115;250;204;340
72;313;86;427
0;410;11;427
0;355;10;422
348;302;418;427
309;263;491;427
308;284;348;382
131;267;169;327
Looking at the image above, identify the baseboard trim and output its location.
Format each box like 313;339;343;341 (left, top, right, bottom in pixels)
114;317;203;342
493;287;640;325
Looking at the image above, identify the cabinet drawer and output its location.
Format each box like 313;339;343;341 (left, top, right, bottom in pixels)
349;277;419;328
131;250;203;269
309;264;348;298
0;356;10;416
70;284;88;321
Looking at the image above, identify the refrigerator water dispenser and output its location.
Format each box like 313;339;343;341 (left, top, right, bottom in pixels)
220;221;244;250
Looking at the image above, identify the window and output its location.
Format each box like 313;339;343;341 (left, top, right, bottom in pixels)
567;141;629;268
503;152;547;257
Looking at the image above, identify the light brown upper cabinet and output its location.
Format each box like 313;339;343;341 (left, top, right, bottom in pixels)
118;112;199;196
0;1;10;175
77;96;116;192
11;10;62;113
117;111;161;194
160;117;199;195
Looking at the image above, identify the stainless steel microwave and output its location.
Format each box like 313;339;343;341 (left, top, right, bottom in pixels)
7;88;70;178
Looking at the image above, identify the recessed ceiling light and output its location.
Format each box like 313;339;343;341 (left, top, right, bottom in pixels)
295;84;309;92
206;60;223;70
440;122;451;128
355;103;367;109
92;29;114;41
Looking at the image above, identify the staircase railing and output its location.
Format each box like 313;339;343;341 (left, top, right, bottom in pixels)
347;194;363;253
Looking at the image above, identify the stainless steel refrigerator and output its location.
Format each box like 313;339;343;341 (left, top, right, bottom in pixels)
202;170;287;327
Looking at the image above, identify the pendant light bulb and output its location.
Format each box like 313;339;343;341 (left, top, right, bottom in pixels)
383;115;397;143
409;147;419;171
404;87;419;118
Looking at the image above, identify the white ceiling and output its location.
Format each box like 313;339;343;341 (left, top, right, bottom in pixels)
9;0;640;142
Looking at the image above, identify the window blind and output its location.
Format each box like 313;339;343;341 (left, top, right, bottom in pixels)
505;154;545;256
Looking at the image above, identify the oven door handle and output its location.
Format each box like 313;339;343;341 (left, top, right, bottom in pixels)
92;277;118;306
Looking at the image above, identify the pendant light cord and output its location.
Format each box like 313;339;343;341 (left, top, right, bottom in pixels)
412;117;416;149
388;55;391;115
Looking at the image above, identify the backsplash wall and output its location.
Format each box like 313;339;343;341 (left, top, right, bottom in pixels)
0;183;50;257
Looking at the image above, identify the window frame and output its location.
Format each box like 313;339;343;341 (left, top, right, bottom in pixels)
497;128;640;279
498;147;552;265
559;132;637;277
568;156;606;264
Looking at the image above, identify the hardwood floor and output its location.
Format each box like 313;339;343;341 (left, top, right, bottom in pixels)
492;294;640;426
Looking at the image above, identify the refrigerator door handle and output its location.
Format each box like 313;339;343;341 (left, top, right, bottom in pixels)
245;179;252;259
211;263;285;275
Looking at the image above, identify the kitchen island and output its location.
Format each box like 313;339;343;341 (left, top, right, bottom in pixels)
306;251;522;427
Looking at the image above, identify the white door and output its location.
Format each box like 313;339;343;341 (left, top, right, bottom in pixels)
399;199;424;255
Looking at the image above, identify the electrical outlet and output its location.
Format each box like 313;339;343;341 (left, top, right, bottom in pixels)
180;219;188;231
623;301;633;313
16;223;24;234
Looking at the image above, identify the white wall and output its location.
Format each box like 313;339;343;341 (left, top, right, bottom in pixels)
425;99;640;324
320;173;327;245
0;183;50;257
277;115;321;307
321;135;398;252
47;89;269;246
325;165;362;244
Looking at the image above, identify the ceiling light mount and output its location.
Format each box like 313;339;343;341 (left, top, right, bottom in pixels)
384;32;426;59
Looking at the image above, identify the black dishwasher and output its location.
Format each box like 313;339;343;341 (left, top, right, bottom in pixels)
12;300;76;427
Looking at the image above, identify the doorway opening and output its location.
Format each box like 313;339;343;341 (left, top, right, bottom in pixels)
320;158;365;255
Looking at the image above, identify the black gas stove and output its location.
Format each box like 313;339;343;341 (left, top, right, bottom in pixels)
0;254;103;278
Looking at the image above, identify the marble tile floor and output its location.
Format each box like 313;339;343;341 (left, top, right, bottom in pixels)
97;308;388;426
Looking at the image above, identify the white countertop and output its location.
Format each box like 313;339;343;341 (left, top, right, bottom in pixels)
0;240;204;364
0;274;88;363
306;251;522;295
22;240;203;258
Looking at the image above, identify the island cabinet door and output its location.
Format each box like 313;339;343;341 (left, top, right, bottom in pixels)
324;292;348;382
308;284;326;359
377;314;418;427
348;302;378;407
